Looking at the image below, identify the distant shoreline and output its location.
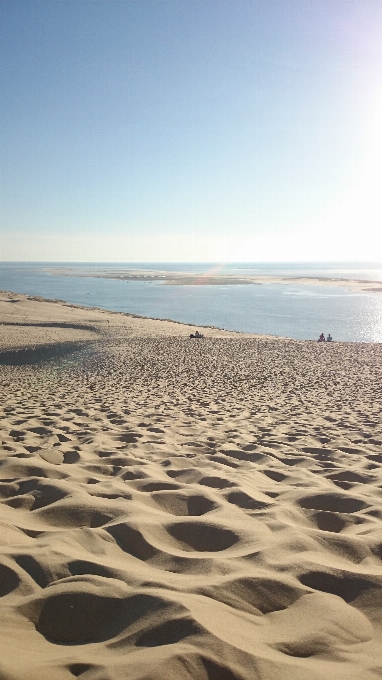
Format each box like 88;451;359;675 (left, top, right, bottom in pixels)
45;266;382;292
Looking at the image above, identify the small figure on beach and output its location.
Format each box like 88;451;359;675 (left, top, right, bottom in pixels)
190;330;204;339
318;333;325;342
326;333;332;342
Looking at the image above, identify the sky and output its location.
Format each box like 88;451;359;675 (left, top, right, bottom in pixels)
1;0;382;262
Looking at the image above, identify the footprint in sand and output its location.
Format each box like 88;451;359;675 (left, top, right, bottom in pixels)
298;492;368;513
166;521;239;552
151;492;217;517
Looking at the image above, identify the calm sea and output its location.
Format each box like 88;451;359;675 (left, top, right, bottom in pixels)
1;262;382;343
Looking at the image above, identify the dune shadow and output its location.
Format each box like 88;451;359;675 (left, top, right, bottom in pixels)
0;341;94;365
0;321;99;331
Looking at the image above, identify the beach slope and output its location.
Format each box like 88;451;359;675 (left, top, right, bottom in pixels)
1;292;382;680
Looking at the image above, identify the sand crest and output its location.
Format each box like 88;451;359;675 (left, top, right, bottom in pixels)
1;291;382;679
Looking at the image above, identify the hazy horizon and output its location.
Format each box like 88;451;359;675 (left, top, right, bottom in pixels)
2;260;381;268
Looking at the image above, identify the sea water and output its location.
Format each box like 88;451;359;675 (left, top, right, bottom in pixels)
1;262;381;343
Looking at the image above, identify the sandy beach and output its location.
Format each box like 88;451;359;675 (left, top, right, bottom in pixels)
1;290;382;680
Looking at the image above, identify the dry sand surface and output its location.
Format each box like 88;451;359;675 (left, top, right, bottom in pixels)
1;291;382;680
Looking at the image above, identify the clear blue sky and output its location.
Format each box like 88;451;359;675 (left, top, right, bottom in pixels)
1;0;381;261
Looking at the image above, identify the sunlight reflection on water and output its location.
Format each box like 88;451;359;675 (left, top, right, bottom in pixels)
1;262;381;342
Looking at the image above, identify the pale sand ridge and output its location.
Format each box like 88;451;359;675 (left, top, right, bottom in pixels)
0;291;382;679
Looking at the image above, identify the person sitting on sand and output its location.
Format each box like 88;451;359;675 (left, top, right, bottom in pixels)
327;333;332;342
318;332;325;342
190;330;204;339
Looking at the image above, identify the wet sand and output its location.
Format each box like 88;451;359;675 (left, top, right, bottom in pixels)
1;291;382;680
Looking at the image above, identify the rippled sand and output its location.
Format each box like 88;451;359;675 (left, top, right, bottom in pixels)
1;291;382;680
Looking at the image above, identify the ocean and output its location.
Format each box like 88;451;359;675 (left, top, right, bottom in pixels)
1;262;382;342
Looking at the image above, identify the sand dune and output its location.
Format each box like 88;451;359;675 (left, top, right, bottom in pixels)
1;291;382;679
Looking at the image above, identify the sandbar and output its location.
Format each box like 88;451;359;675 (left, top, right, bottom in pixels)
46;266;382;292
